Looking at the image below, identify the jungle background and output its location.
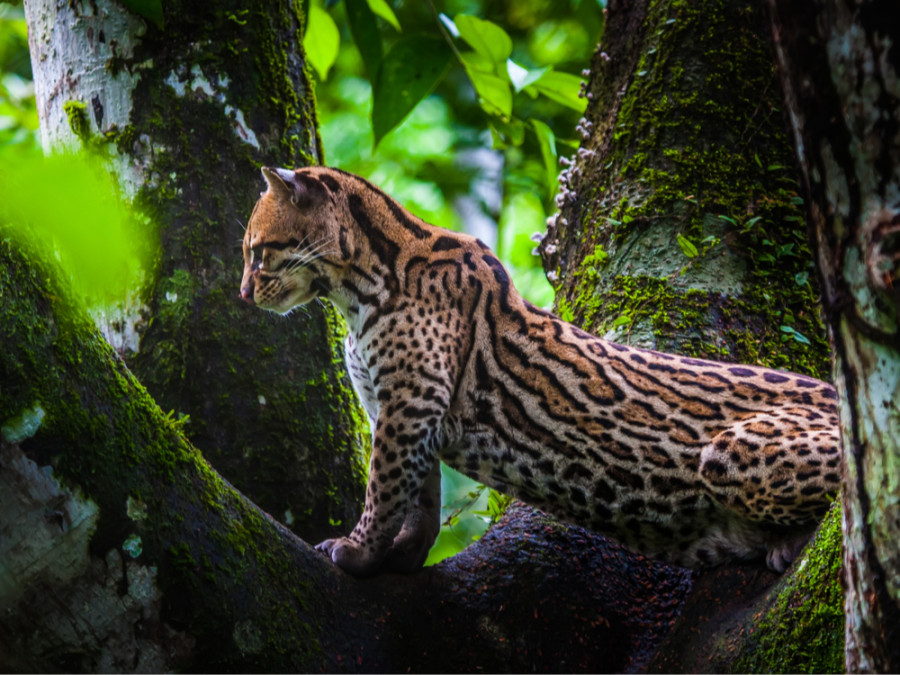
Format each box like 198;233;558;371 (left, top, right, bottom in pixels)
1;0;898;672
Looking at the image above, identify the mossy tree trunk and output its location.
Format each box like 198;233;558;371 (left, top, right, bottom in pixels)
539;0;844;671
768;1;900;671
23;0;368;543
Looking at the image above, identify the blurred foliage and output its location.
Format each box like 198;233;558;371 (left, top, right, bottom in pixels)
312;0;605;309
1;5;150;308
0;0;604;564
0;144;153;308
0;3;39;149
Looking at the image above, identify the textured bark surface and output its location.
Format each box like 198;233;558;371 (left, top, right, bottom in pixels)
0;234;696;671
541;0;828;378
768;1;900;671
23;0;368;544
540;0;844;671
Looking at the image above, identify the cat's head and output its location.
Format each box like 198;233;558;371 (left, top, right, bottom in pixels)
240;166;344;314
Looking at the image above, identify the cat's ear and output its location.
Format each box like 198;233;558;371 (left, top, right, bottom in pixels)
261;166;297;200
260;166;325;208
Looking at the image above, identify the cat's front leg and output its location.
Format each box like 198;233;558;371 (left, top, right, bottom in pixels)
316;406;443;576
382;459;442;572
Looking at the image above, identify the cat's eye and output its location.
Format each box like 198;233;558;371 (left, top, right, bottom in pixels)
250;246;264;270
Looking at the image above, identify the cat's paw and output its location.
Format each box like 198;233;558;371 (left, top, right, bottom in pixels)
765;532;812;572
315;537;382;576
382;524;436;573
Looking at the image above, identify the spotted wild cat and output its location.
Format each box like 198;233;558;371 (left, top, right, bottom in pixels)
239;166;841;577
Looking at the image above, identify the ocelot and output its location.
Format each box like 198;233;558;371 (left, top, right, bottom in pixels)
240;166;840;577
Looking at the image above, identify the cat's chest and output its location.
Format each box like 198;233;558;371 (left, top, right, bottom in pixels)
344;334;378;422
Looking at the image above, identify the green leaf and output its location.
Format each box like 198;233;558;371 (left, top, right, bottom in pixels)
454;14;512;65
677;233;699;258
489;118;525;148
507;59;547;93
780;325;811;345
461;53;511;117
365;0;401;31
345;0;383;79
459;51;494;74
372;36;452;145
531;118;558;199
303;4;340;80
529;70;587;112
612;315;632;328
119;0;164;29
0;149;153;308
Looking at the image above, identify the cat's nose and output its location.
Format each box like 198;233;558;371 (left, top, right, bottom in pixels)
240;286;254;304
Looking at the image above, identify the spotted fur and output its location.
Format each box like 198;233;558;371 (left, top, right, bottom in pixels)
240;166;840;576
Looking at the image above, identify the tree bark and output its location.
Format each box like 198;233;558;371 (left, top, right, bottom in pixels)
768;1;900;671
541;0;844;671
23;0;368;544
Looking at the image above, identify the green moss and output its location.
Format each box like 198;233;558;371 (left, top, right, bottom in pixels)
731;504;845;673
63;100;91;142
559;273;829;378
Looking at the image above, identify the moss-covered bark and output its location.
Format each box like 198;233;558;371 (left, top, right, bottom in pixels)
541;0;828;378
25;0;368;543
540;0;844;670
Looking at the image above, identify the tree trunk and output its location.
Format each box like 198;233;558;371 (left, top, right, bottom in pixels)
540;0;844;671
768;2;900;671
23;0;368;544
0;234;696;671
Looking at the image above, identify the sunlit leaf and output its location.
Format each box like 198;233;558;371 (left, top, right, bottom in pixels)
529;70;587;112
345;0;382;79
455;14;512;65
0;149;153;308
119;0;164;29
364;0;400;31
531;118;557;199
372;36;452;145
460;53;511;118
304;3;340;80
677;233;699;258
459;51;493;74
465;68;512;118
507;59;548;93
